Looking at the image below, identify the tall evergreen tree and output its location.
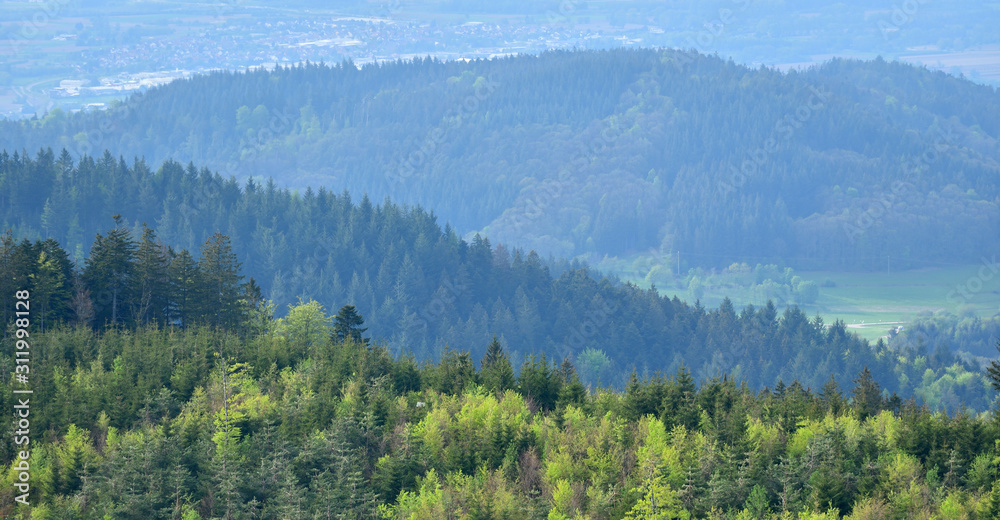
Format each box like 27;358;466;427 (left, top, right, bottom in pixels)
199;233;244;329
820;375;845;415
333;304;369;345
518;354;560;412
0;231;17;327
663;365;699;430
481;336;515;394
131;224;171;325
83;216;137;326
482;335;505;368
987;340;1000;394
167;248;203;328
555;357;587;409
850;367;883;420
29;250;69;332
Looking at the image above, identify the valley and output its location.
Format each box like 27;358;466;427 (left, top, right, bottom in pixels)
2;4;1000;515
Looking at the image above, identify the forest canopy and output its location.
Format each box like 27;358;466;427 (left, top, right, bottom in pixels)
3;47;1000;520
1;150;996;412
2;309;1000;518
2;49;998;270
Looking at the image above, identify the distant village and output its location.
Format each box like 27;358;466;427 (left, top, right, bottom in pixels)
8;14;651;118
6;4;994;119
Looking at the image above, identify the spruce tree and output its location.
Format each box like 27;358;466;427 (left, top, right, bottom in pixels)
83;216;137;326
987;340;1000;393
556;357;587;409
30;250;68;332
850;367;883;420
820;375;845;415
481;336;515;394
199;233;244;329
131;224;170;325
167;248;202;328
333;304;369;345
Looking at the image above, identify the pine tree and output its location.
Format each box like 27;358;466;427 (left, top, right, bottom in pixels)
30;250;68;332
131;224;171;325
212;357;245;520
987;340;1000;393
333;304;369;345
664;365;699;430
0;231;17;326
518;354;558;412
481;336;515;395
819;375;845;415
241;277;273;337
850;367;883;420
556;357;587;409
809;466;850;515
483;335;505;368
83;216;137;326
434;347;477;395
743;484;770;520
168;248;203;328
982;480;1000;520
199;233;244;329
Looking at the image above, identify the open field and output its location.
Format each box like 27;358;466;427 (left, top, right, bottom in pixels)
802;266;1000;340
901;48;1000;84
605;259;1000;342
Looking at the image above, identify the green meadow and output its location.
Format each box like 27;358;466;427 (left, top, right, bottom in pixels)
602;256;1000;342
801;265;1000;341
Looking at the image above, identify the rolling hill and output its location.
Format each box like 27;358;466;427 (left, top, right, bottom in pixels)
3;49;998;271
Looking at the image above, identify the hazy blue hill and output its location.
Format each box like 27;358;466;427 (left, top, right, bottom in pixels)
2;49;998;270
6;149;997;412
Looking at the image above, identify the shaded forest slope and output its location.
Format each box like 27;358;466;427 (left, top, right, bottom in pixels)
3;49;998;269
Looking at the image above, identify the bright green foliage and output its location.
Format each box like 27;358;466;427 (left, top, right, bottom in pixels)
981;482;1000;519
53;424;99;495
381;468;446;519
548;479;575;519
2;321;1000;518
281;298;333;353
636;416;670;470
743;484;770;519
3;148;1000;518
624;465;688;519
29;250;69;331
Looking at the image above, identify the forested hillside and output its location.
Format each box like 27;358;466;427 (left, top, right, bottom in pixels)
3;316;1000;518
3;49;999;269
2;150;996;412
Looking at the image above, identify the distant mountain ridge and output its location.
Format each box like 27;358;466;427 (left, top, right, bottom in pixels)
2;48;998;270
